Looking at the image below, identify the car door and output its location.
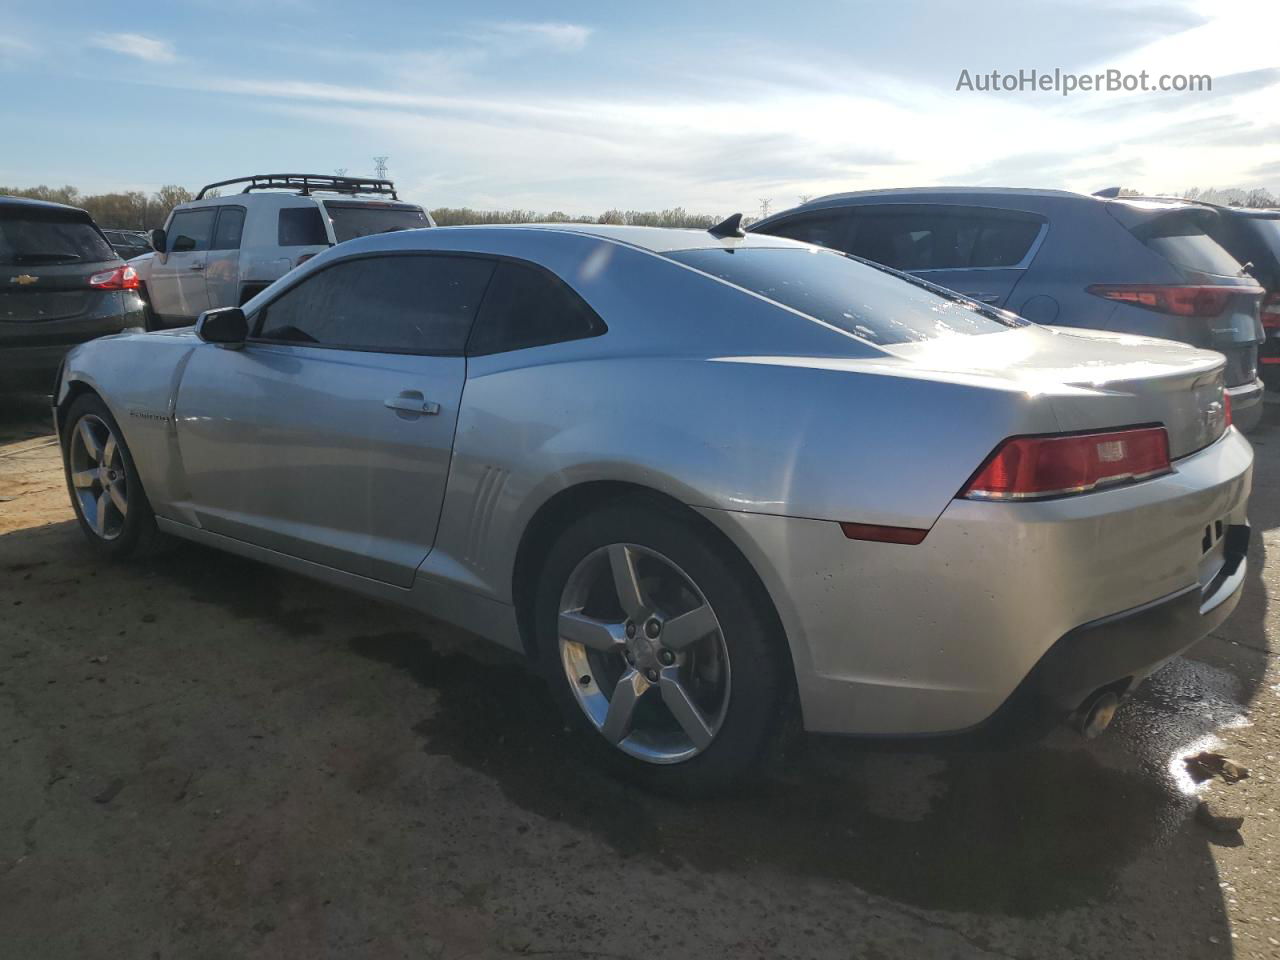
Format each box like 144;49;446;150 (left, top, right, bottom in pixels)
173;252;498;586
844;206;1045;307
149;207;216;321
204;206;246;309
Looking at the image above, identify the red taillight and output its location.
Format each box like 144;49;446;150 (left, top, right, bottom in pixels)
1262;292;1280;330
88;265;139;290
1087;284;1246;317
962;427;1172;501
839;522;929;545
1223;391;1233;428
296;253;316;267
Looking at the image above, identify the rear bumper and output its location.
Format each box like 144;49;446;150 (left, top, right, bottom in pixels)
698;427;1253;736
0;296;144;387
1023;524;1247;715
1228;377;1264;432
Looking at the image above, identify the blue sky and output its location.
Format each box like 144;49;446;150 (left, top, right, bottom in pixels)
1;0;1276;214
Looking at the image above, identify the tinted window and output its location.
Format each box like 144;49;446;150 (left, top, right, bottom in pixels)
167;209;216;252
468;260;605;355
759;213;852;251
256;254;495;354
278;207;329;246
847;211;1041;270
322;201;430;243
1130;210;1244;277
0;212;116;265
668;247;1028;346
211;207;246;250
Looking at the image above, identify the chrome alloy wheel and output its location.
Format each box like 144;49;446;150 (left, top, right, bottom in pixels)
558;543;731;764
68;414;129;541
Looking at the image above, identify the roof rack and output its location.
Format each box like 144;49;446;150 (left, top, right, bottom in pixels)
194;174;399;201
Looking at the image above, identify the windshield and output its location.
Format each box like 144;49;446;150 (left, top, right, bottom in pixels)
322;201;430;243
668;246;1029;346
0;213;117;265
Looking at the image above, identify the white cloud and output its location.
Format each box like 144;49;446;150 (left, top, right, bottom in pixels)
477;21;592;54
89;32;176;64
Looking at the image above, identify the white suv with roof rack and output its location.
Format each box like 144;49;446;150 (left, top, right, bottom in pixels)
131;173;434;328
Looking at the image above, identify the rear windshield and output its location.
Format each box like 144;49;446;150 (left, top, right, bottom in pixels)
1129;210;1244;277
667;246;1028;345
0;212;116;266
322;202;430;243
1246;217;1280;259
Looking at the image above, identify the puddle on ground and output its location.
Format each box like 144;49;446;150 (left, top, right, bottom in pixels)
350;630;1192;918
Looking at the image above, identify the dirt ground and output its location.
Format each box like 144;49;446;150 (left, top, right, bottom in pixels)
1;389;1278;960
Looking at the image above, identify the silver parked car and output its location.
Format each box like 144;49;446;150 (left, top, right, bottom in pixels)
53;221;1253;790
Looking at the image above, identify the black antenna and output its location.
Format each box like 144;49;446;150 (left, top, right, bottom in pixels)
708;213;745;239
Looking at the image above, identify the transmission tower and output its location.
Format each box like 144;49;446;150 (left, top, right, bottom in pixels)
373;156;390;179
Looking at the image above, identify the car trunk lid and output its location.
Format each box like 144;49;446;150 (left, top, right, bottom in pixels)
886;325;1230;459
1;206;121;323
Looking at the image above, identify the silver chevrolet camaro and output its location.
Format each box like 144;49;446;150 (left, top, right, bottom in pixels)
54;221;1253;790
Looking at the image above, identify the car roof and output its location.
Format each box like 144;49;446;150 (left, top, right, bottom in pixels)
447;222;802;253
803;186;1089;205
0;194;94;217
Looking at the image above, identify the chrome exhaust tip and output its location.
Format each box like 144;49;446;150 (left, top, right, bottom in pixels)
1073;690;1121;739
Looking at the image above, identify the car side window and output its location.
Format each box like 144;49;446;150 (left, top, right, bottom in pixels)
167;209;216;253
211;207;246;251
467;260;606;355
278;207;329;246
758;212;854;251
255;254;496;355
846;210;1042;270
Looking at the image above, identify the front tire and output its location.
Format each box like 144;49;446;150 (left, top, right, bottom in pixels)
535;497;790;793
61;393;162;558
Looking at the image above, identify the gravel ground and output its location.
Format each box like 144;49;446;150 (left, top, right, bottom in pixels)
1;389;1277;960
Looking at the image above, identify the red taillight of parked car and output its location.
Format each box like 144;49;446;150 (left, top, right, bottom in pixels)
961;427;1172;501
1086;284;1251;317
88;265;139;290
1224;391;1233;428
1262;292;1280;329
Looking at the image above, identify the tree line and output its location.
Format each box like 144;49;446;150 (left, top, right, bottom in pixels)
3;182;1274;232
0;184;736;231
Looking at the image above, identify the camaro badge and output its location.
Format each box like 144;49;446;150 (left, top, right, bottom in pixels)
9;274;39;285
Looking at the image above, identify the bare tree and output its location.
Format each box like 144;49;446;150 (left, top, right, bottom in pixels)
798;194;814;204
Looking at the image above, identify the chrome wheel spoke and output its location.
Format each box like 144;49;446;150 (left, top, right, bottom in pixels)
102;434;118;470
108;480;128;516
661;603;718;651
607;543;646;618
71;469;98;489
659;669;714;750
559;610;623;652
78;419;103;463
601;669;648;744
94;491;111;537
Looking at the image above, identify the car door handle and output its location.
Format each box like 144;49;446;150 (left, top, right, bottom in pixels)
384;391;441;416
188;263;205;271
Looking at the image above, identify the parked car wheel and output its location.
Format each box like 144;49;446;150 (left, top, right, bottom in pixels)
535;498;790;793
61;394;162;557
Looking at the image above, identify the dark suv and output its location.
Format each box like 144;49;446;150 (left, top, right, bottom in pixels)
1;196;146;390
1197;205;1280;386
751;188;1266;430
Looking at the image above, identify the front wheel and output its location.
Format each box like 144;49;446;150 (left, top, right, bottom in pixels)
535;499;791;793
62;393;162;557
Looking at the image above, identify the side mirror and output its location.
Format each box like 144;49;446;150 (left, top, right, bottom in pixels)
149;228;167;252
196;307;248;347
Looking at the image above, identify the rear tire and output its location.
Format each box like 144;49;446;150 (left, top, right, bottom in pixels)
534;496;791;794
61;393;164;558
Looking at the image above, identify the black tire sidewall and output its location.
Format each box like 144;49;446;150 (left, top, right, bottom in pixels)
534;497;790;794
61;394;157;557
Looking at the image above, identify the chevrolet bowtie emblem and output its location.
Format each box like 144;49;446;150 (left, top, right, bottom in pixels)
9;274;39;285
